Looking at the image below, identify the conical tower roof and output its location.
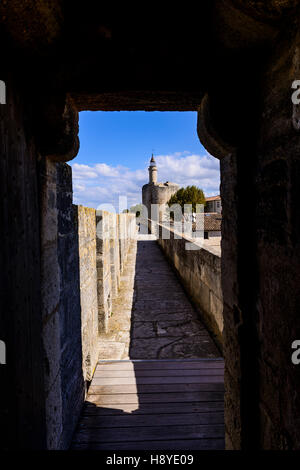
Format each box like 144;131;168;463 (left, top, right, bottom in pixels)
149;154;157;167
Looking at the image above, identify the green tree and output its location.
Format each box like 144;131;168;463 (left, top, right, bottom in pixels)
167;186;206;212
129;203;143;218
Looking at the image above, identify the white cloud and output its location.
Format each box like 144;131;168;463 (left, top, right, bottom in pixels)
94;163;122;177
72;163;98;179
71;152;220;211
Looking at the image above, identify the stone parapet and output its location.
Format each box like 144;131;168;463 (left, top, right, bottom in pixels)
40;161;137;449
157;223;223;351
95;211;136;333
75;205;99;383
96;210;112;333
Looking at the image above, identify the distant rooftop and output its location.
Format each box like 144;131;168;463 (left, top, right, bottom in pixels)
193;212;222;232
204;213;222;231
205;195;221;201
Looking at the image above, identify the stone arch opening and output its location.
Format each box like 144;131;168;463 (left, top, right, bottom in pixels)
38;107;224;449
1;0;300;451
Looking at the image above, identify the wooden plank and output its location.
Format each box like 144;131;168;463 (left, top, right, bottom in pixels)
88;382;224;395
73;423;224;443
83;401;224;415
96;360;224;371
91;375;224;385
87;391;223;404
72;359;225;450
72;438;225;450
77;411;224;428
93;368;224;378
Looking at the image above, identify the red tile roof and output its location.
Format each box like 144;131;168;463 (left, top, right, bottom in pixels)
193;212;222;232
204;213;222;231
192;213;222;232
205;195;221;201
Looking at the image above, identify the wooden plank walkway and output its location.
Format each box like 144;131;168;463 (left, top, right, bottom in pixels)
72;359;224;450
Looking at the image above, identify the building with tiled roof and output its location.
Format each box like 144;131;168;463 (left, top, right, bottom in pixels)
204;212;222;231
193;212;222;239
205;195;222;214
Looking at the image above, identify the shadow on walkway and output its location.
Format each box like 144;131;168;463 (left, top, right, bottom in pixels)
71;358;224;450
130;238;220;359
71;236;224;450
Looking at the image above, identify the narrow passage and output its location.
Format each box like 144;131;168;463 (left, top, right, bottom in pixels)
72;236;224;450
98;235;220;360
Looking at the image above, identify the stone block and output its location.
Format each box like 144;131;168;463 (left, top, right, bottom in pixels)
45;371;63;450
43;311;61;394
41;242;60;319
209;291;223;334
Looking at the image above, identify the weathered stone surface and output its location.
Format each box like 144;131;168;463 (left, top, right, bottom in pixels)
40;161;84;450
36;95;79;162
98;238;137;360
131;238;220;359
39;159;63;450
98;342;126;361
157;320;208;337
39;177;137;447
76;205;99;383
109;212;121;297
203;29;300;449
132;310;195;322
158;335;219;359
96;211;136;334
96;211;112;332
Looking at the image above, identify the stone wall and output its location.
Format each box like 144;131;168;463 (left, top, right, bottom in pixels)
5;2;300;451
39;161;136;449
157;224;223;350
195;25;300;450
0;79;46;450
96;210;112;333
118;214;127;272
75;205;99;383
207;31;300;451
40;160;84;450
142;181;180;223
109;212;121;298
0;83;82;451
118;213;136;272
96;211;136;334
56;165;84;448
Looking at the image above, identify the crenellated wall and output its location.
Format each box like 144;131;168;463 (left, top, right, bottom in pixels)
75;205;99;383
118;213;137;272
157;224;223;351
96;210;112;334
109;212;121;298
96;211;136;333
39;161;136;449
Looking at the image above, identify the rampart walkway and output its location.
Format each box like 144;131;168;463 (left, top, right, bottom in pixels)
72;236;224;450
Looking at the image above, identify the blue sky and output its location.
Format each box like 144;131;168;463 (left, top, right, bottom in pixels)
71;111;220;211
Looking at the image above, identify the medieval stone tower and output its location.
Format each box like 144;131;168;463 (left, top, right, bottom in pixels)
142;155;180;221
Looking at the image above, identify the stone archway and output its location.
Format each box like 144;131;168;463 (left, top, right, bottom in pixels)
1;1;300;450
